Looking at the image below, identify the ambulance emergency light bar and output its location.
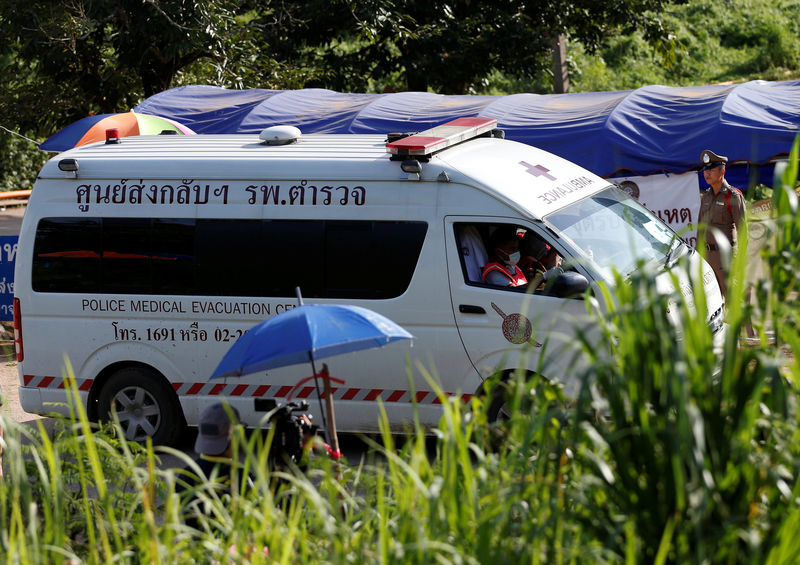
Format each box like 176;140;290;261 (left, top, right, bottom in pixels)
386;117;498;157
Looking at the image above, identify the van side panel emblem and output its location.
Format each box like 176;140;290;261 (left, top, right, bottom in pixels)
491;302;541;346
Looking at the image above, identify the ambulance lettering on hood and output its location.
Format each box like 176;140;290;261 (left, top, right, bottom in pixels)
520;157;597;206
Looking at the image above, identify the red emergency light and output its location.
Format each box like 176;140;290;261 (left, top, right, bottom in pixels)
386;117;498;157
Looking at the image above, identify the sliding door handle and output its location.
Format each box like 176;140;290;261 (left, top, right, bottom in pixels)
459;304;486;314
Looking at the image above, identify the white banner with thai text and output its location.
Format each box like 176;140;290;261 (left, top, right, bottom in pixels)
612;172;700;248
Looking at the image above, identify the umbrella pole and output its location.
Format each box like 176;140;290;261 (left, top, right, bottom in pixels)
320;363;340;455
310;358;332;446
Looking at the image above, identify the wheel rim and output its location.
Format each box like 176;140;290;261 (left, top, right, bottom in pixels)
111;385;162;441
496;401;512;421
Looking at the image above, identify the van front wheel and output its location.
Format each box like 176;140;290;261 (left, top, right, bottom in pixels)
485;373;567;423
487;380;513;422
97;368;183;445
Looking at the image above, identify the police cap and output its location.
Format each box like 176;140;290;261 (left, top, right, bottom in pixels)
700;149;728;170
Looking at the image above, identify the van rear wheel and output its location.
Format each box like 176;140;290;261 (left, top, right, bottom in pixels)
97;367;183;445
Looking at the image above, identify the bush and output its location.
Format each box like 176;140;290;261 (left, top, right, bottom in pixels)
0;129;47;192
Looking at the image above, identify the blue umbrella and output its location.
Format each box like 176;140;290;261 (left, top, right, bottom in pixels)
210;297;413;455
210;303;413;379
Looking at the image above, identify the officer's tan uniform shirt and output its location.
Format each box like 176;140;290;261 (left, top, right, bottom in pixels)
698;181;746;248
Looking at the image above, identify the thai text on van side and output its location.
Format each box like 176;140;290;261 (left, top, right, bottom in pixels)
75;179;366;211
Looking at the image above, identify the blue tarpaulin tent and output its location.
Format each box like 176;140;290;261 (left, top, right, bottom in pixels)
130;81;796;187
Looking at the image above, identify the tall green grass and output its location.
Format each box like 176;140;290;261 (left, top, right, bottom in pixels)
1;139;799;564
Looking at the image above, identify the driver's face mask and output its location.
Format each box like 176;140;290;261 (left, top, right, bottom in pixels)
498;247;520;266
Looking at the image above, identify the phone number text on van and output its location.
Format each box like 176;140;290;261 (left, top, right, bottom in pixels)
110;322;246;343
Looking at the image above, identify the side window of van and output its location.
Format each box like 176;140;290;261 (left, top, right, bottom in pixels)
455;223;561;292
32;217;427;299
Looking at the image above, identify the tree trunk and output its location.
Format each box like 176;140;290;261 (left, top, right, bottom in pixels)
552;34;570;94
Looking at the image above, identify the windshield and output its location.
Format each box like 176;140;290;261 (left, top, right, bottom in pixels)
545;185;678;281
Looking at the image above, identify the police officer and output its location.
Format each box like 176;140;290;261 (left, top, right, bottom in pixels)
698;149;746;297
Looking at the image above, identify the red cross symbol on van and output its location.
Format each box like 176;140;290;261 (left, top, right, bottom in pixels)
520;161;556;181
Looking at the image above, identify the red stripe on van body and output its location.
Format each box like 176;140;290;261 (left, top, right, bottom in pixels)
23;375;467;407
342;388;359;400
297;386;315;399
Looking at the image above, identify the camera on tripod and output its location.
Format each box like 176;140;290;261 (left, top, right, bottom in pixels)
269;400;318;465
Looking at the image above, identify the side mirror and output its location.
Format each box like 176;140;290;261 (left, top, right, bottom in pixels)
547;271;590;298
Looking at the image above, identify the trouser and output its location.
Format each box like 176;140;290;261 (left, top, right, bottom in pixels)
706;248;727;297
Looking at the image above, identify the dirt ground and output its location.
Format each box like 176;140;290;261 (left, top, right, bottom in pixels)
0;353;54;434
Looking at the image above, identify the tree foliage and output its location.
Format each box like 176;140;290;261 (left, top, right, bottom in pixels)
0;0;681;132
0;0;245;133
241;0;679;94
569;0;800;91
0;0;797;192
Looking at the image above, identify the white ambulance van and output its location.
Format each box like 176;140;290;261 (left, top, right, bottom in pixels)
14;118;725;444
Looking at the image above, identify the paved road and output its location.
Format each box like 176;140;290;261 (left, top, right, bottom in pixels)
0;204;25;236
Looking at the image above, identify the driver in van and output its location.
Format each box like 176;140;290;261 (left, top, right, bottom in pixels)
520;231;563;290
481;226;528;287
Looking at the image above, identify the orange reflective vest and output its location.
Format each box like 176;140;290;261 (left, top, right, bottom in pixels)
481;262;527;287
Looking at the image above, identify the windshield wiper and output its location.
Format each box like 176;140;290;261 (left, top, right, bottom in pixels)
664;238;684;267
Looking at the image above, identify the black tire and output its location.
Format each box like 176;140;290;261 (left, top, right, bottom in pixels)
486;373;565;423
97;367;184;445
487;380;512;423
